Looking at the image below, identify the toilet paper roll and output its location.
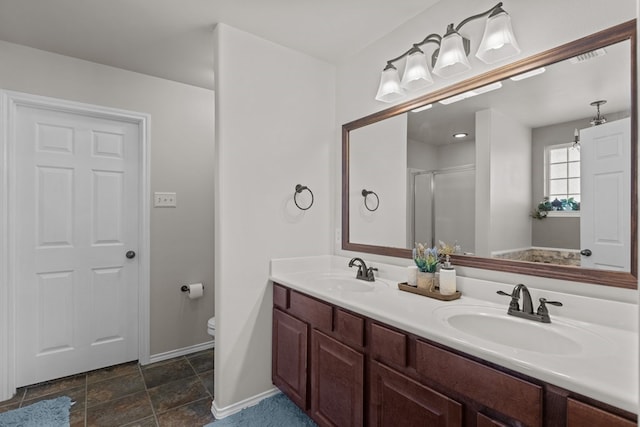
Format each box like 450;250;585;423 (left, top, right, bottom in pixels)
186;283;204;299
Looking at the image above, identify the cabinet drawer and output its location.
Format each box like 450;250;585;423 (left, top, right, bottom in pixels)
273;283;289;309
289;291;333;332
477;413;508;427
370;361;462;426
416;340;542;427
335;309;364;348
567;398;636;427
370;323;407;367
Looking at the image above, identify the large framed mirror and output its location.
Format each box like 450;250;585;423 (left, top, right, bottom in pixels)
342;21;637;289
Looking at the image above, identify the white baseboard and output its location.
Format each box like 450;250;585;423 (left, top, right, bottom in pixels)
145;340;214;365
211;388;281;419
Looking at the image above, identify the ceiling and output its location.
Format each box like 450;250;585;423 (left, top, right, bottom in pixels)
407;39;631;145
0;0;440;90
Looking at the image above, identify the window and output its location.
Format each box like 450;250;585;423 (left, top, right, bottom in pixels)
544;143;580;211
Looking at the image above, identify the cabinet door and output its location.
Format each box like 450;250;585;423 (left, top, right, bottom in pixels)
567;398;636;427
311;329;364;426
272;308;308;409
370;361;462;427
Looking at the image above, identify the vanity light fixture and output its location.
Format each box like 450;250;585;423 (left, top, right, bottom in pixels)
453;132;469;139
375;2;520;102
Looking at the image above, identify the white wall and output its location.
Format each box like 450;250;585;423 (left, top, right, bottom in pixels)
478;109;532;255
213;24;334;410
0;41;215;356
335;0;637;302
350;114;407;247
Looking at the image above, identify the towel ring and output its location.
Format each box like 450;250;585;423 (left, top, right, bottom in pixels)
294;184;314;210
362;189;379;212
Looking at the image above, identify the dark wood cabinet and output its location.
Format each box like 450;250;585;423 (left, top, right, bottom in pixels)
271;283;637;427
272;308;308;409
311;329;364;426
370;360;462;427
416;339;542;427
477;413;508;427
567;398;636;427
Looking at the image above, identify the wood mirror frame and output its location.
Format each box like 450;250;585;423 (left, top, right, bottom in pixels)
342;20;637;289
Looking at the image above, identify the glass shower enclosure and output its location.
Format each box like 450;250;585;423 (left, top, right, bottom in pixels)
408;165;476;254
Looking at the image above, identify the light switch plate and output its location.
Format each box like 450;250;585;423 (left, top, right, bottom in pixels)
154;192;177;207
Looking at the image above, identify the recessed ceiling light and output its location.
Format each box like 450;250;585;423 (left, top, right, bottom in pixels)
453;132;468;139
439;82;502;105
510;67;546;81
411;104;433;113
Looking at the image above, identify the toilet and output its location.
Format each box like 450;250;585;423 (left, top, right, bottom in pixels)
207;317;216;347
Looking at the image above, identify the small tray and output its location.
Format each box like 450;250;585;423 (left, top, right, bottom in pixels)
398;282;461;301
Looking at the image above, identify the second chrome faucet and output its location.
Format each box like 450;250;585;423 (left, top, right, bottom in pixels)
497;283;563;323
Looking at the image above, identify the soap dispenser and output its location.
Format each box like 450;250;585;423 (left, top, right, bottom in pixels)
439;255;457;295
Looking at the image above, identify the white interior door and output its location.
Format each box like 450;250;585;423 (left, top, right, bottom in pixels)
579;117;630;271
15;103;141;386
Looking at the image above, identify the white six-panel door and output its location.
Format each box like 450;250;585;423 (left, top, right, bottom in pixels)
15;103;141;386
579;117;630;271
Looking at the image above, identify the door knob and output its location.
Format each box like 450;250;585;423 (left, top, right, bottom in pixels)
126;250;136;259
580;249;592;257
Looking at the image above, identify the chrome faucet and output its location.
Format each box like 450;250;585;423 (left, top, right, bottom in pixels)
497;284;563;323
348;257;377;282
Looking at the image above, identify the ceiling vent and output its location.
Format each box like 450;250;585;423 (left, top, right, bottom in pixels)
569;48;607;64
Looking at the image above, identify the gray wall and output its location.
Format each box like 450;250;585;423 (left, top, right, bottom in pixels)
531;111;628;249
0;40;216;355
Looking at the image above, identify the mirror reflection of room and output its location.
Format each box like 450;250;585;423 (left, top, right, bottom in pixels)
350;38;631;271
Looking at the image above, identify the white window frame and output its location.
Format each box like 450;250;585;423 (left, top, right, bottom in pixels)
543;142;580;216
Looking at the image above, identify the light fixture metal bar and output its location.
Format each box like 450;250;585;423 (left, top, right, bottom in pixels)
455;2;504;31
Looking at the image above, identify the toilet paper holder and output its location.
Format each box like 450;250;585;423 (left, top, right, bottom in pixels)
180;285;189;292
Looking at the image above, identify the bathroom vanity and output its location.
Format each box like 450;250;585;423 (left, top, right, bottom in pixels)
270;256;637;427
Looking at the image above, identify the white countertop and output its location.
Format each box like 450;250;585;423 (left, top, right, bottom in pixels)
270;255;639;414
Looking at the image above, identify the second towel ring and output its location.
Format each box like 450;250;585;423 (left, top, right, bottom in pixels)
294;184;314;210
362;189;379;212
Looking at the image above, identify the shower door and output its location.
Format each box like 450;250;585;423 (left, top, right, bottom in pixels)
412;167;475;254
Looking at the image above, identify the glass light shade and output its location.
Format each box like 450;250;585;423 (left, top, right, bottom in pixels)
375;66;405;103
476;11;521;64
400;50;433;91
432;31;471;78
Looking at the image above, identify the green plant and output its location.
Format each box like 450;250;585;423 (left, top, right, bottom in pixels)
531;197;580;219
413;243;439;273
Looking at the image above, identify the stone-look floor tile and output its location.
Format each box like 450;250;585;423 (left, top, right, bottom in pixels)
86;390;153;427
87;361;140;385
199;370;214;398
70;406;86;427
187;351;214;373
22;385;87;414
156;397;214;427
0;402;20;414
87;372;146;407
122;415;159;427
148;375;209;414
0;388;24;409
23;374;86;401
142;358;196;389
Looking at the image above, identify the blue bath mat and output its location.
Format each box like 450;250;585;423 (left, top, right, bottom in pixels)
206;393;316;427
0;396;72;426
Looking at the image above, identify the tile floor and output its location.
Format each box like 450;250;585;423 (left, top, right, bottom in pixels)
0;349;215;426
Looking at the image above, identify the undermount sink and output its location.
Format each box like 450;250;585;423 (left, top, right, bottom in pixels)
314;274;390;292
435;305;611;356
